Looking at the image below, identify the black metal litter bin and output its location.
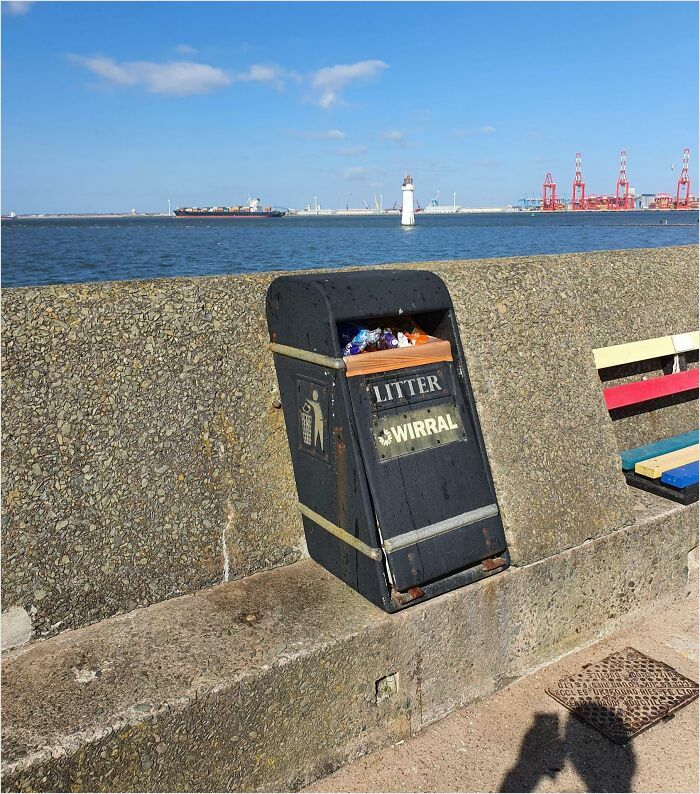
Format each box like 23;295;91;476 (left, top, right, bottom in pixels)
266;270;509;611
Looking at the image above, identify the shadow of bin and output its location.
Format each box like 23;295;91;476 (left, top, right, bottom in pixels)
266;270;509;611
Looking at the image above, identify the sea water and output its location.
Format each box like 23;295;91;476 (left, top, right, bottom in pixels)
2;211;697;288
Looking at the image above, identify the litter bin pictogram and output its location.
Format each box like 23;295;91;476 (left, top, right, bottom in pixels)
301;403;313;445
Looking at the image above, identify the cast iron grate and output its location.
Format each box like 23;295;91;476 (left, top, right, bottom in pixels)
546;647;699;745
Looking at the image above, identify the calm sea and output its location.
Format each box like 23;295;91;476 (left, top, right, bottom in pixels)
2;210;697;288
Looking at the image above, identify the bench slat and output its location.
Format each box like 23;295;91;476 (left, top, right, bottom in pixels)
635;444;699;479
619;429;699;471
593;331;699;369
603;369;699;410
624;470;699;505
660;461;700;489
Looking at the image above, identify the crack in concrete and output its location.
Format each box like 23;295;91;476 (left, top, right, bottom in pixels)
222;503;236;583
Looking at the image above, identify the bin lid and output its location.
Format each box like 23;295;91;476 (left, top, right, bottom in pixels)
266;270;452;356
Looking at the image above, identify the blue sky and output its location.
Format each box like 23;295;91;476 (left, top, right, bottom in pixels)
2;1;698;213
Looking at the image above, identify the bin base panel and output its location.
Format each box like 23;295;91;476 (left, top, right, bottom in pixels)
410;550;511;603
306;520;511;613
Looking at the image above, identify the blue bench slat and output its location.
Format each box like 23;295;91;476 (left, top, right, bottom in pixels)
660;461;700;489
620;429;699;471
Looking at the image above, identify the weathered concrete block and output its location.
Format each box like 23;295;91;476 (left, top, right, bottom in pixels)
2;246;697;637
3;497;696;793
2;276;299;639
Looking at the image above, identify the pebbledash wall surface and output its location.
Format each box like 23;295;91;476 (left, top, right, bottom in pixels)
2;246;699;643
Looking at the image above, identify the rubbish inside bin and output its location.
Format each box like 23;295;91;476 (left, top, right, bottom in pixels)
340;317;453;377
339;317;435;356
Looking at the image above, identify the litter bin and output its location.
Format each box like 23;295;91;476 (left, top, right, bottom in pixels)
266;270;509;611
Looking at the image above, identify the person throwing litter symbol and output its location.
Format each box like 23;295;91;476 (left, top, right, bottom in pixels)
304;389;325;451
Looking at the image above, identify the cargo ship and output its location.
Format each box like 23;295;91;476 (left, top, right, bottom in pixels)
174;197;285;218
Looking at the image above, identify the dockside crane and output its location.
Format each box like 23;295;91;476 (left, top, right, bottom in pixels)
542;172;557;211
615;150;632;210
571;153;586;211
676;148;691;209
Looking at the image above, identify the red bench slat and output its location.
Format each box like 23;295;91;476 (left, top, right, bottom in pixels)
604;368;699;410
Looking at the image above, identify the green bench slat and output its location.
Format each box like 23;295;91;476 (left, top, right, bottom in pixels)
620;429;699;471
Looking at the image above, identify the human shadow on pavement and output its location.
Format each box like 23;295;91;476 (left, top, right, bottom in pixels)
498;707;637;792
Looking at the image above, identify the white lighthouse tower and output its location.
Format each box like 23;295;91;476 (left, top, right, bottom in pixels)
401;174;415;226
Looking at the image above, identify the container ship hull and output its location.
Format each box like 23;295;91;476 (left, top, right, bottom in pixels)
174;208;284;218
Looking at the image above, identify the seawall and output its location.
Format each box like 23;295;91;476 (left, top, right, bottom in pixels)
2;245;698;791
2;246;698;641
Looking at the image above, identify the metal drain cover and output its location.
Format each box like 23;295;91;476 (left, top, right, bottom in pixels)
546;647;699;744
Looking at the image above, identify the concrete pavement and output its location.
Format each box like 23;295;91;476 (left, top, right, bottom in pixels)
307;597;698;793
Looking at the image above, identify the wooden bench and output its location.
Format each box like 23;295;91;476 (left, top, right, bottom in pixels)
635;444;699;478
594;331;699;505
603;369;698;410
619;428;699;470
593;332;699;369
661;460;700;490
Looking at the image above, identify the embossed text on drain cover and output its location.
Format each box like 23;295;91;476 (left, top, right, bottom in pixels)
546;647;699;744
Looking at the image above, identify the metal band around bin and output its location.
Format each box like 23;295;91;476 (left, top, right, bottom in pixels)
270;343;345;370
298;503;382;561
382;504;499;554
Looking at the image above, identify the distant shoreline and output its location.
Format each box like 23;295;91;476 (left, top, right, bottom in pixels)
2;213;173;220
2;207;697;221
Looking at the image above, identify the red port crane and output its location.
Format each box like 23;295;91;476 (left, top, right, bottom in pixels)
542;172;557;211
571;153;586;211
615;150;632;210
676;148;691;209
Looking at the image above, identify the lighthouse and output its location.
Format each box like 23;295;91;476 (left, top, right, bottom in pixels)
401;174;415;226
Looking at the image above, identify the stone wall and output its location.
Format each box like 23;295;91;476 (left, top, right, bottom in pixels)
2;246;697;641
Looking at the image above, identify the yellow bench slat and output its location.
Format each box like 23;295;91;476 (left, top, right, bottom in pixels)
635;444;700;479
593;331;699;369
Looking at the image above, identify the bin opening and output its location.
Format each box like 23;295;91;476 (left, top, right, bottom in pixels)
338;312;454;377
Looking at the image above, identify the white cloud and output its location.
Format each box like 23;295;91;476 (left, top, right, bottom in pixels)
70;55;231;95
319;129;345;139
342;165;387;183
382;130;405;145
235;63;300;90
311;59;388;108
69;53;388;104
337;145;367;156
344;166;370;181
2;1;34;15
286;129;346;140
452;125;496;137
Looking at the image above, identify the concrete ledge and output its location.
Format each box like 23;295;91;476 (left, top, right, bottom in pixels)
3;494;696;793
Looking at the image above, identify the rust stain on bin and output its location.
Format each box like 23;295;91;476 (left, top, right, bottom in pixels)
482;556;507;572
482;525;494;553
335;424;349;574
390;586;424;607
